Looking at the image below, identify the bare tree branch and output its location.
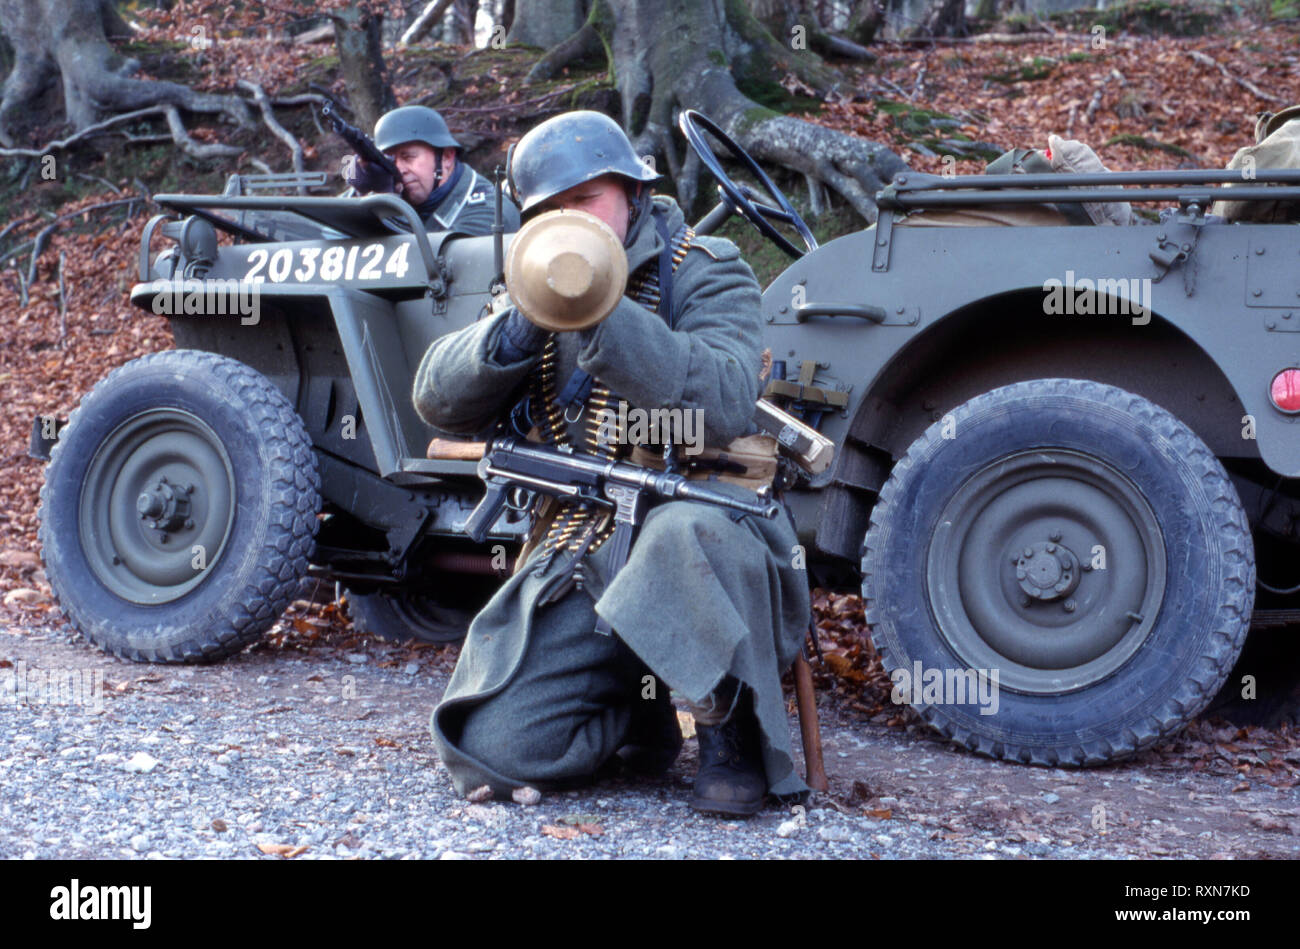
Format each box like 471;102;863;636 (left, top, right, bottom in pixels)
239;79;305;182
401;0;456;45
1188;49;1283;105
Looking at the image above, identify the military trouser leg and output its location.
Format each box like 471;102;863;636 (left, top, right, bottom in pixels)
449;588;644;790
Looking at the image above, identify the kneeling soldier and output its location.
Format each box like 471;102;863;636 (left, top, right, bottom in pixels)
413;110;810;815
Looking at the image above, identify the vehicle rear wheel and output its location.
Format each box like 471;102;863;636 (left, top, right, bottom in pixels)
38;350;321;662
861;378;1254;765
344;587;472;644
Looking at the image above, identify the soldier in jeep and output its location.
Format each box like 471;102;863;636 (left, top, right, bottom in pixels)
346;104;520;236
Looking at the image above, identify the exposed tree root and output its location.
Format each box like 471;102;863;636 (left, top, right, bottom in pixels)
525;23;604;83
580;0;909;223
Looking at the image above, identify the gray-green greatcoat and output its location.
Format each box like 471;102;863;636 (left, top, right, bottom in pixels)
411;195;811;800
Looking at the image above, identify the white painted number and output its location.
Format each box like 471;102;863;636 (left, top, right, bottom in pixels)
294;247;319;281
268;248;292;283
245;248;268;283
358;243;383;279
321;246;345;281
385;242;411;279
242;242;414;283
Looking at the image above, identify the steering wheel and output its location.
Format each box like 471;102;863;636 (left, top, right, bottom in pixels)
678;109;818;260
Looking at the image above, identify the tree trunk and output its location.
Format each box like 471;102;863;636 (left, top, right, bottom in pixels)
331;2;398;134
0;0;251;147
507;0;588;48
846;0;885;45
911;0;966;38
528;0;906;223
440;0;474;45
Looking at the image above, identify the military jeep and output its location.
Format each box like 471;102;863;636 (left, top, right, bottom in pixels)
34;114;1300;767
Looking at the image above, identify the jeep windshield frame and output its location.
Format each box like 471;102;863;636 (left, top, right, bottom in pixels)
877;168;1300;210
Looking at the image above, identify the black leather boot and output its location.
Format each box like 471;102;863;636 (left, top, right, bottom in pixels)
690;683;766;817
616;677;683;775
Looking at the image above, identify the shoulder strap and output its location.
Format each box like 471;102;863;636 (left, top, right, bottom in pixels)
654;213;675;328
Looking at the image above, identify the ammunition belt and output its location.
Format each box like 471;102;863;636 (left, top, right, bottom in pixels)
530;222;696;560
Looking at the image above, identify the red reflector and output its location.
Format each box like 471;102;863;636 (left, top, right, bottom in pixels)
1271;369;1300;413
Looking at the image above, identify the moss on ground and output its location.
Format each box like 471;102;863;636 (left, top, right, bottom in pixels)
1105;133;1195;158
1047;0;1233;36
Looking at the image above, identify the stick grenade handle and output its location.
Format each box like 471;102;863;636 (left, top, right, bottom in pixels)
427;438;486;460
793;651;828;791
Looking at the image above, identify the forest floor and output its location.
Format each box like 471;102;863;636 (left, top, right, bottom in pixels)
3;605;1297;860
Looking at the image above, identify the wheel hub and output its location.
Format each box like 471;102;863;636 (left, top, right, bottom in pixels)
80;408;235;605
926;449;1166;695
136;477;193;533
1014;537;1080;602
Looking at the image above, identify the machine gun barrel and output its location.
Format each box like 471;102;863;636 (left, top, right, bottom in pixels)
319;96;402;182
461;437;781;543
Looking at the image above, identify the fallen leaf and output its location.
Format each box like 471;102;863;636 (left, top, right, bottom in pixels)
0;549;39;568
578;823;604;836
3;587;47;609
866;808;893;819
258;842;308;858
374;737;399;748
557;814;601;826
541;824;580;840
512;786;541;806
211;819;227;832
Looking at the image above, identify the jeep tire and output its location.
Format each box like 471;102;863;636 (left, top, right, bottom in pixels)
861;378;1255;765
39;350;321;662
344;586;472;644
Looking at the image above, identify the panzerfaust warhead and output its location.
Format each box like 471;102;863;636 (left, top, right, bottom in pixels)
30;105;1300;772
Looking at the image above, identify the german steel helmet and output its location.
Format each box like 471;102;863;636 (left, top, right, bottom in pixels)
504;209;629;331
508;110;661;214
373;105;460;152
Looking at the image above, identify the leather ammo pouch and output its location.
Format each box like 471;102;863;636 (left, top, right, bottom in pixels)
628;433;779;491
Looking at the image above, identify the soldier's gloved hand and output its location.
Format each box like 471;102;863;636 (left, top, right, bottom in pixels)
345;156;394;194
495;308;549;364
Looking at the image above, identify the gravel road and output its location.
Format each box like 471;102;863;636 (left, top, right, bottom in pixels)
2;604;1298;861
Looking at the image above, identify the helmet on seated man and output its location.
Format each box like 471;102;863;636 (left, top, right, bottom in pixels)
348;104;519;236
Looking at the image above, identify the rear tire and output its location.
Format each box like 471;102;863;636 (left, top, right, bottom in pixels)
861;378;1254;765
38;350;321;662
344;587;472;644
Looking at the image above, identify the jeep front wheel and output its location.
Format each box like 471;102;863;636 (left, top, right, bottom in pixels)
38;350;321;662
861;378;1254;765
